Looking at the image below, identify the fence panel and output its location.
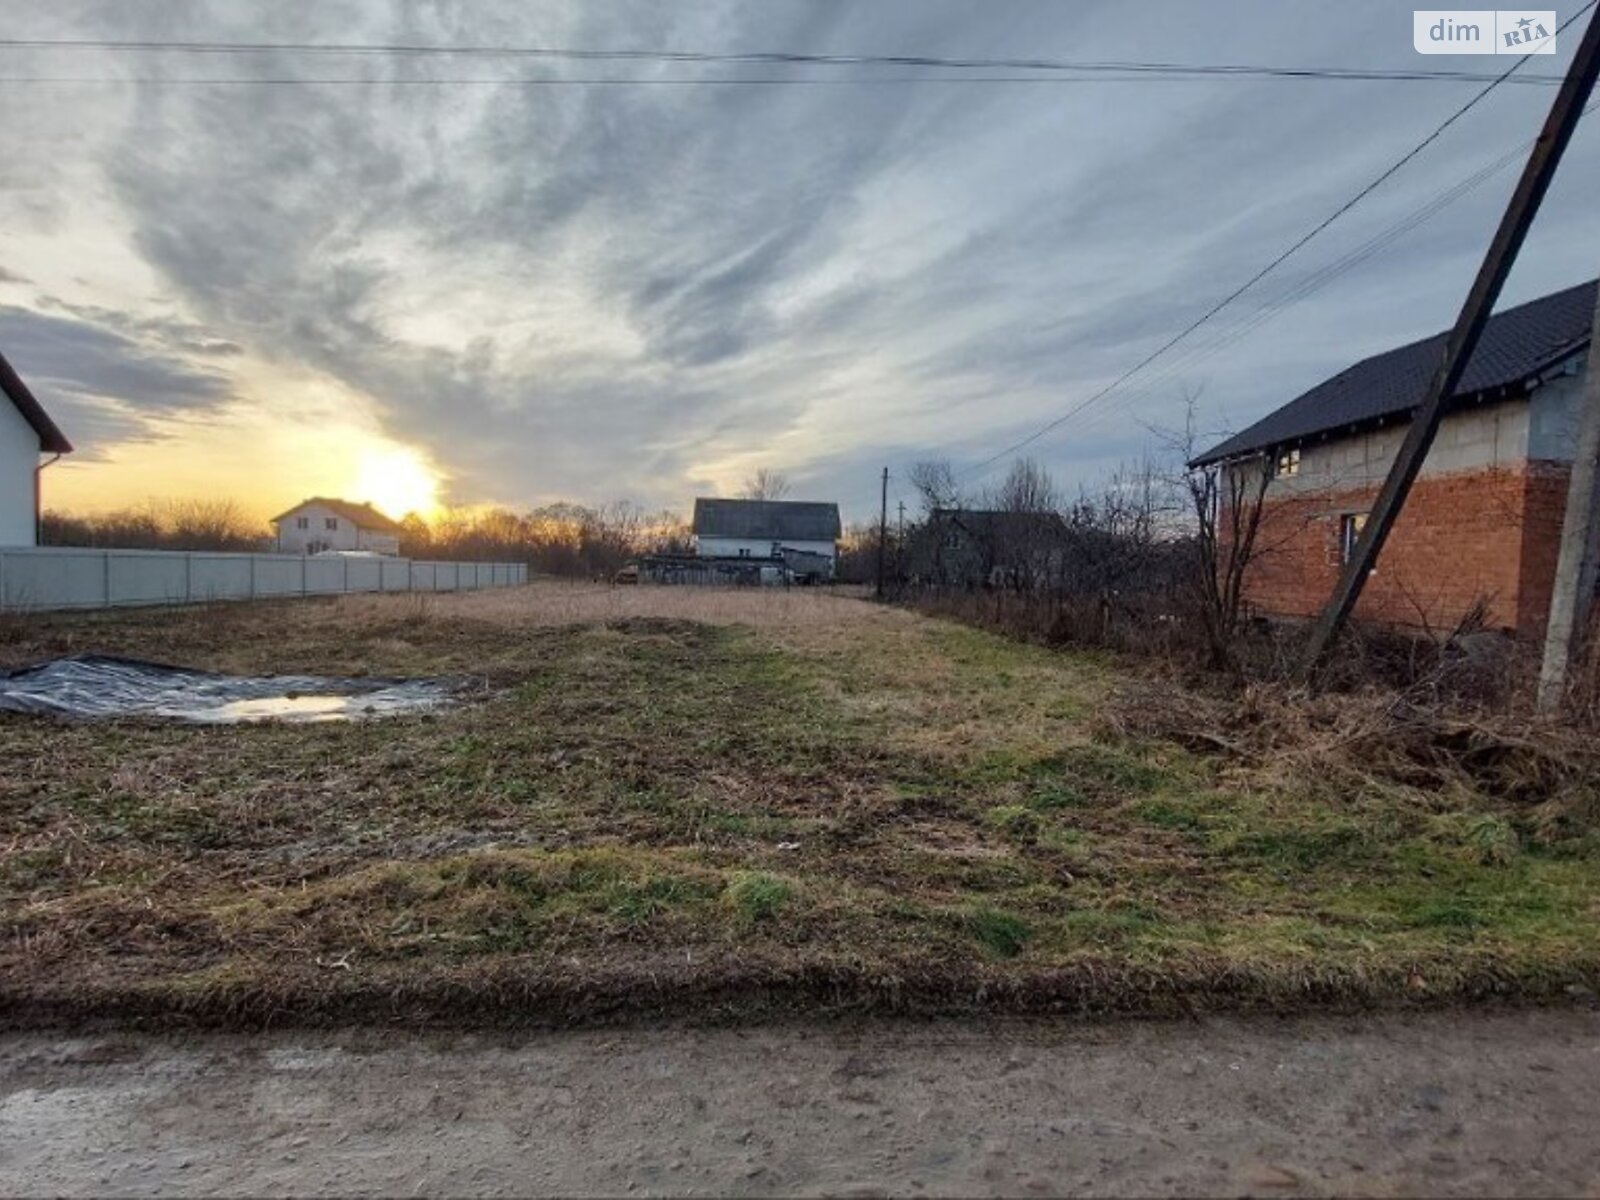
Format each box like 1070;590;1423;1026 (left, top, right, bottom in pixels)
252;556;304;599
411;561;443;592
305;557;345;595
106;552;188;606
0;548;528;612
0;548;105;609
346;557;382;593
189;555;254;602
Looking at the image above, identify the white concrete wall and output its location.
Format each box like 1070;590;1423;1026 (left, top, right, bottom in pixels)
696;536;837;561
1267;395;1524;497
0;548;526;612
273;503;401;555
0;392;39;547
1528;361;1588;460
1258;356;1589;499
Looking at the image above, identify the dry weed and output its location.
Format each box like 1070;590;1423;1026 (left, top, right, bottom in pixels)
1099;679;1600;837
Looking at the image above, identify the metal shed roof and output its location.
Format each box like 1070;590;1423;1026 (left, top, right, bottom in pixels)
1191;278;1596;466
692;498;842;542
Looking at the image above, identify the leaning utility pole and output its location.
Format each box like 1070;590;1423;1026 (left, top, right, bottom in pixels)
876;467;889;599
1303;8;1600;678
1537;281;1600;712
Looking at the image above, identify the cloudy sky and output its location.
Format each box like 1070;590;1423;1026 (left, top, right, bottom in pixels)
2;1;1596;524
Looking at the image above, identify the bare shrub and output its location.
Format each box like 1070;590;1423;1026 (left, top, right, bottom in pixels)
402;503;689;578
1099;676;1600;839
898;455;1195;653
42;498;268;552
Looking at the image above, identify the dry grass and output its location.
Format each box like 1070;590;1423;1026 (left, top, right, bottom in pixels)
343;580;885;631
2;582;1598;1028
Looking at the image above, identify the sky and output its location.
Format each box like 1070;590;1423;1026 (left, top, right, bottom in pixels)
1;0;1597;526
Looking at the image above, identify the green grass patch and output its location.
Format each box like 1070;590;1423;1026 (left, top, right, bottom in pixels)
1130;798;1209;833
724;872;793;928
961;905;1033;958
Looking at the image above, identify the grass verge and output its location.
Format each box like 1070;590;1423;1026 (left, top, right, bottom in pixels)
2;583;1597;1028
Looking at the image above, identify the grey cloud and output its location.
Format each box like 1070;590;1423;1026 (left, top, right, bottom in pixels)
0;304;231;410
2;0;1595;519
0;303;235;458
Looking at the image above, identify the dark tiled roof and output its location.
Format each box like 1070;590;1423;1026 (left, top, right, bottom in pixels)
936;508;1069;542
693;498;841;542
0;348;71;454
1192;279;1596;466
271;497;405;533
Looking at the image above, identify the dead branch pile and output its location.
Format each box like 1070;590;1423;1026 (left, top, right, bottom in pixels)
1099;679;1600;836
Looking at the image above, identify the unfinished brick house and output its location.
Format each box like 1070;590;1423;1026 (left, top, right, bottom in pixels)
1192;278;1596;638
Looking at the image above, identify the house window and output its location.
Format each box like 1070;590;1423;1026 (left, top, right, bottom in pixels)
296;517;309;530
1275;448;1301;478
943;530;962;550
1339;513;1368;564
738;548;751;558
325;518;339;531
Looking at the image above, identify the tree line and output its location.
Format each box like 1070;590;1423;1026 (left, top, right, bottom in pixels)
37;470;807;581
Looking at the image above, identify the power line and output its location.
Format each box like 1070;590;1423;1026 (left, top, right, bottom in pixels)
0;72;1569;88
0;37;1569;86
1032;99;1598;451
957;1;1593;482
0;73;1568;88
0;76;1132;87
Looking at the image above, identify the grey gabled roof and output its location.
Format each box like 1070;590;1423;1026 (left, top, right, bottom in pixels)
935;508;1069;542
0;348;71;454
693;498;841;542
1192;278;1596;466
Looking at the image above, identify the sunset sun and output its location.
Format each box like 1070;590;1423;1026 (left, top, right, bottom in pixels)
348;446;442;520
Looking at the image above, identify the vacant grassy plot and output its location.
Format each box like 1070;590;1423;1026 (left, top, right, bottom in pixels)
2;581;1597;1026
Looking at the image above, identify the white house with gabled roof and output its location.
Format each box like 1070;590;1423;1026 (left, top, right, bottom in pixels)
272;498;405;556
0;348;72;546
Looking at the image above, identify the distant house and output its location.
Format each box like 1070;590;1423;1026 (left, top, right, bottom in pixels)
0;348;72;546
692;498;842;579
908;508;1069;589
1192;278;1596;636
272;498;404;556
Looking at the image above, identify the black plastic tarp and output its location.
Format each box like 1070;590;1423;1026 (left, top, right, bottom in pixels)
0;654;455;723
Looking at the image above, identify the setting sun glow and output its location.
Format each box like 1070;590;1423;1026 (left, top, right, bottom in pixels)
348;447;443;521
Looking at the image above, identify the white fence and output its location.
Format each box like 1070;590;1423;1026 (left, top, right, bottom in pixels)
0;547;528;612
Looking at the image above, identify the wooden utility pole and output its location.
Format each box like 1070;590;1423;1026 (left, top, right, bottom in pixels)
876;467;889;599
1537;282;1600;712
1303;8;1600;678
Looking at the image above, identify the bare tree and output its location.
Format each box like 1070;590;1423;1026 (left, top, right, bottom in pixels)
1155;399;1274;673
1185;455;1270;669
908;459;961;516
989;458;1058;515
742;469;792;501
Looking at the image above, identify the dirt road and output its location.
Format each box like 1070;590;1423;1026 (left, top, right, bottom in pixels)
2;1009;1596;1197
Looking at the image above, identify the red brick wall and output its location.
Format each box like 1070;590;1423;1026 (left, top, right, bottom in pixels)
1237;461;1570;636
1515;461;1573;638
